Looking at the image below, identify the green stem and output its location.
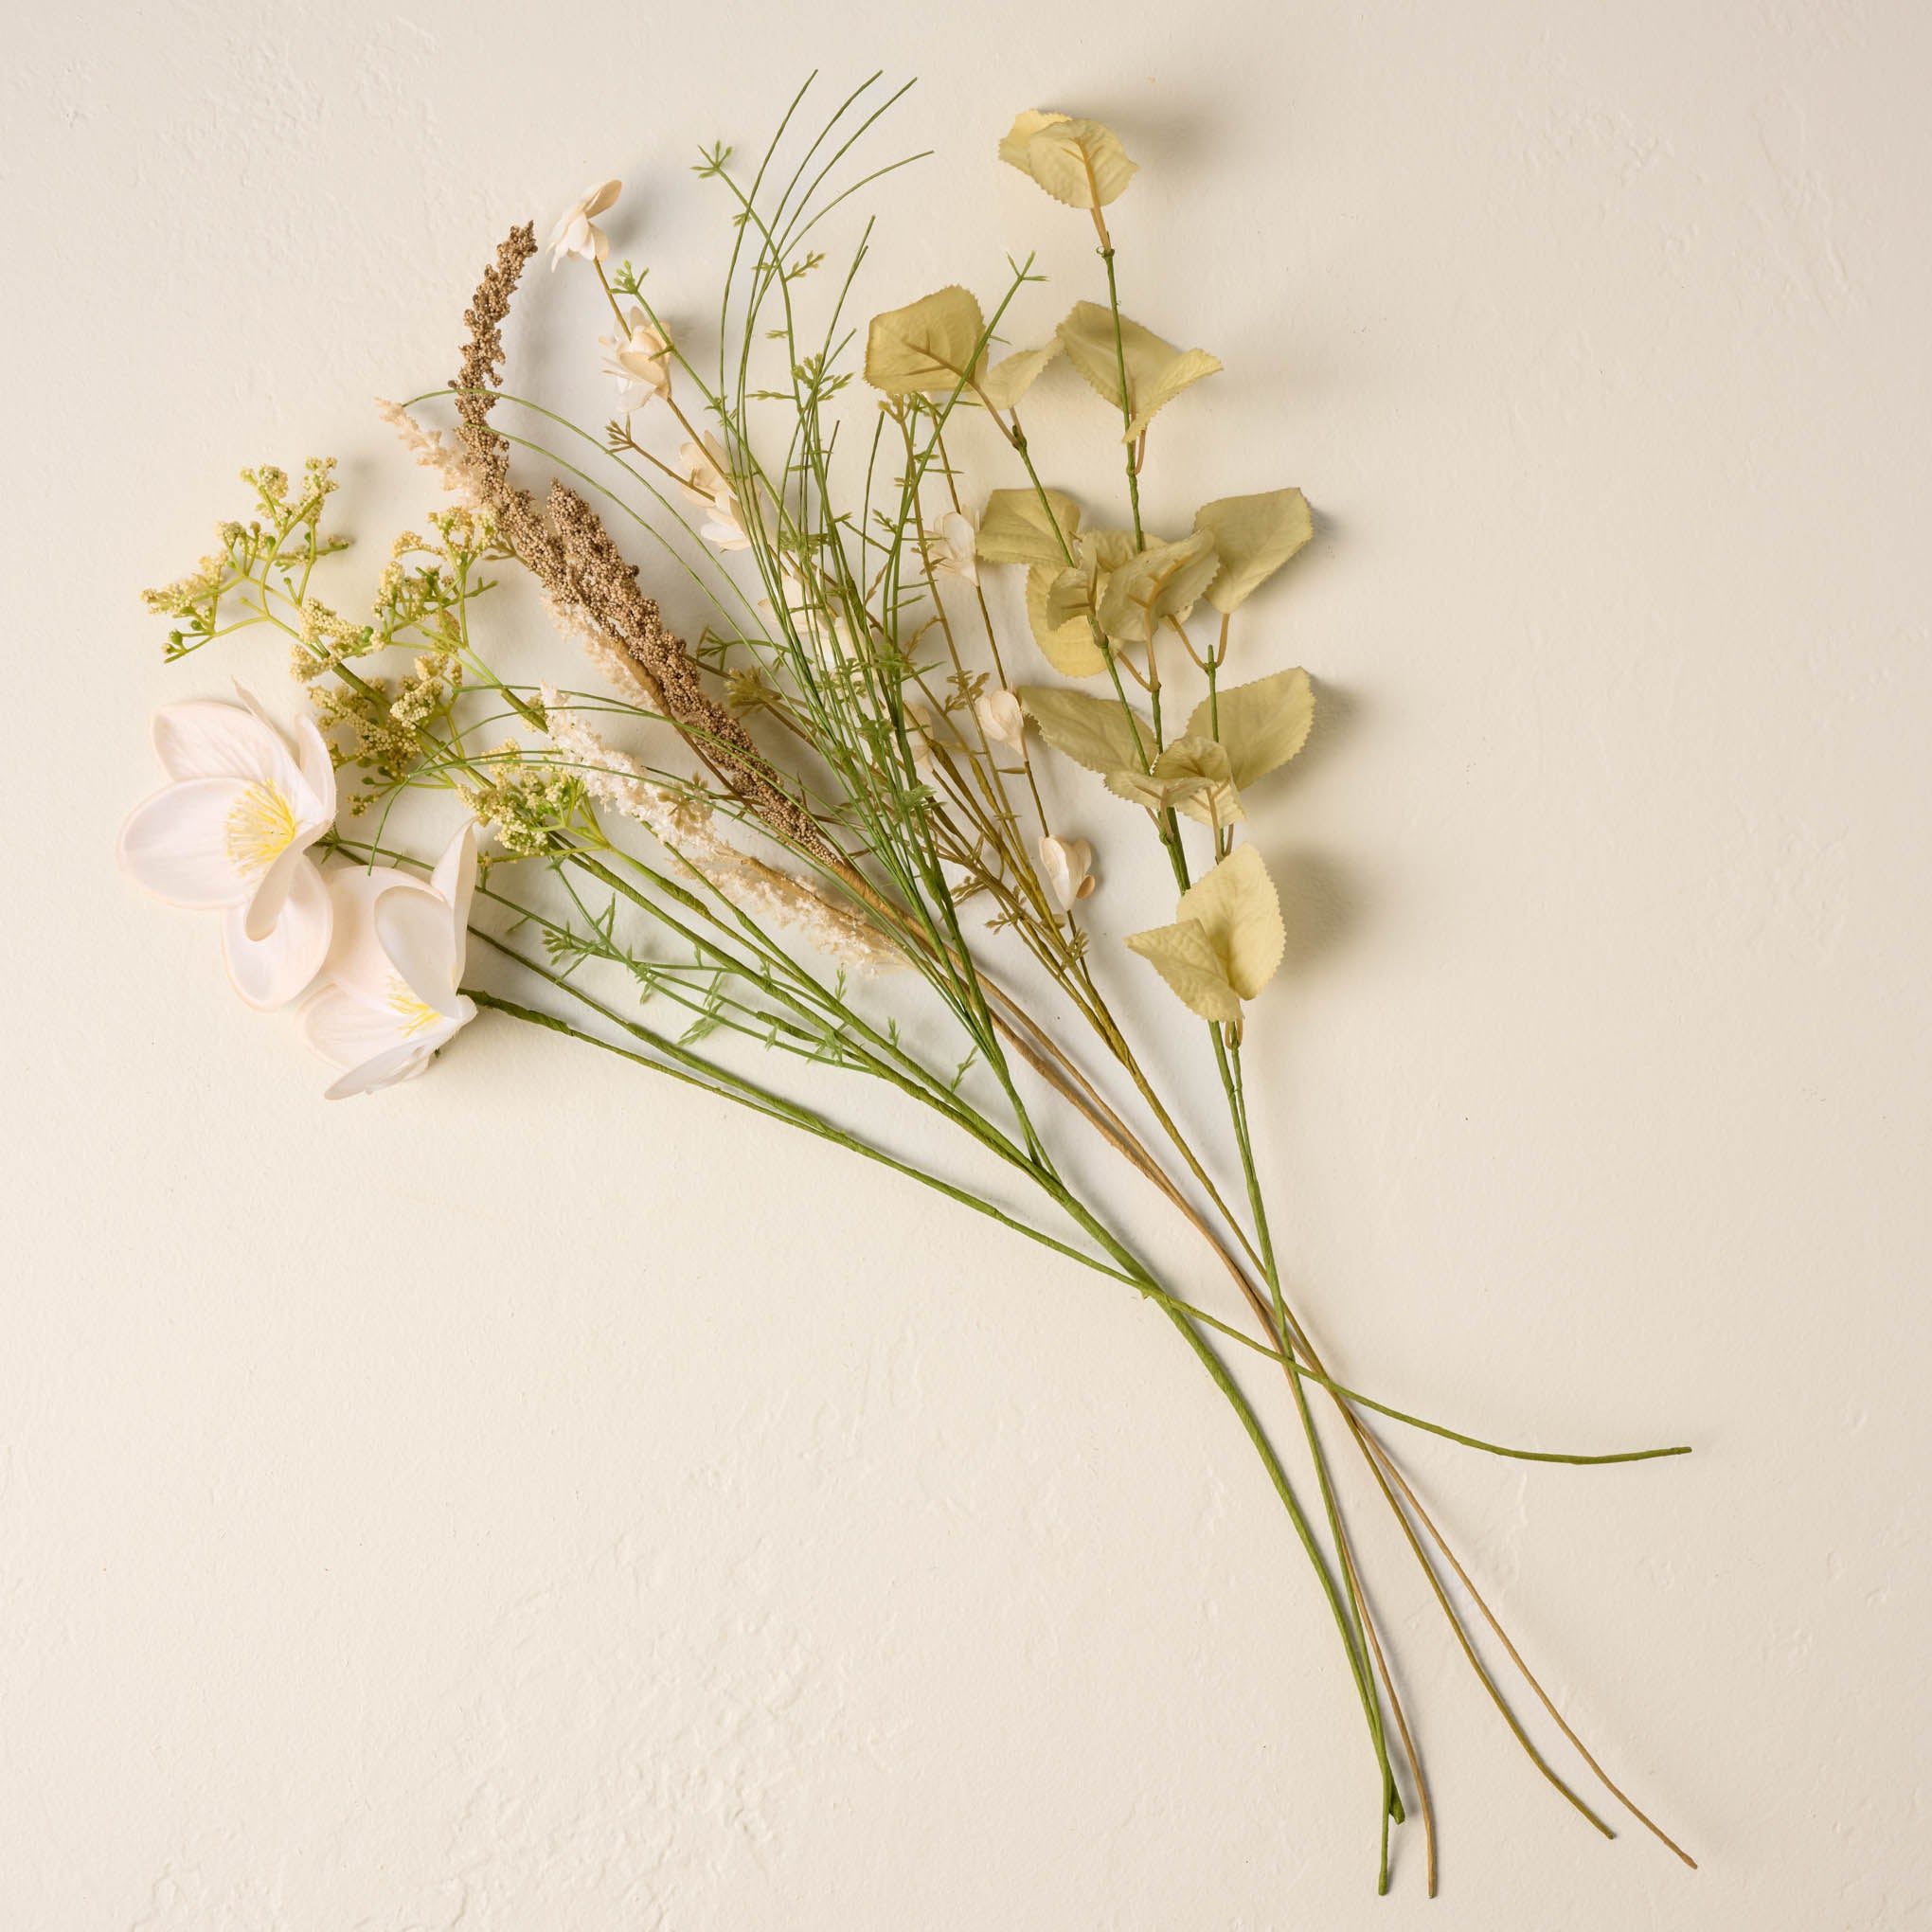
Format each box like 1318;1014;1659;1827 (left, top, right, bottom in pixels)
464;976;1133;1285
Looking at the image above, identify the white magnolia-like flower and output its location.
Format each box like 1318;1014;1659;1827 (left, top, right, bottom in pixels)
926;509;978;584
975;688;1028;755
1039;833;1097;910
118;689;337;1010
680;434;751;551
547;179;621;269
301;822;479;1099
599;307;672;411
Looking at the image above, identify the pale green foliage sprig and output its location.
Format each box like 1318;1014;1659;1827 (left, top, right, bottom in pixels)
143;457;350;663
458;741;588;857
146;476;524;817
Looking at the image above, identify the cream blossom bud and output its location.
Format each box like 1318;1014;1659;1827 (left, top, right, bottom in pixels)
975;688;1028;756
1039;833;1096;910
926;509;978;584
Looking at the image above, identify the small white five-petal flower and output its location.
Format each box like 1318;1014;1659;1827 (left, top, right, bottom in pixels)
117;689;337;1010
547;179;621;270
926;510;978;584
1039;833;1097;911
301;822;479;1100
600;306;672;411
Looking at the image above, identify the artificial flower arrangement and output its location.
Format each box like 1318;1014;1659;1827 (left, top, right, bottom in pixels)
121;80;1693;1894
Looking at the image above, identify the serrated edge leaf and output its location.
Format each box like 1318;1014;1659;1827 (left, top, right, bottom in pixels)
1017;685;1153;776
999;110;1070;170
1056;301;1222;439
1025;564;1108;676
1123;919;1242;1023
976;487;1082;566
977;339;1064;412
1017;116;1138;209
1185;669;1315;790
864;286;989;396
1124;349;1222;441
1193;489;1315;613
1096;530;1220;641
1153;735;1243;829
1176;844;1284;1001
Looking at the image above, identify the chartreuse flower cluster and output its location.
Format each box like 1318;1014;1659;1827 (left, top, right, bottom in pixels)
125;80;1693;1898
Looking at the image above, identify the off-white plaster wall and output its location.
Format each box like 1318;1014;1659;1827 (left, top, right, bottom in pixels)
4;1;1928;1925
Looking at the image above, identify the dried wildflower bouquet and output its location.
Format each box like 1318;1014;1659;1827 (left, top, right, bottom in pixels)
123;80;1694;1893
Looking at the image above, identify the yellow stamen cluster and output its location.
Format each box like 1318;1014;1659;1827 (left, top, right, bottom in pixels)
385;975;444;1039
224;782;298;878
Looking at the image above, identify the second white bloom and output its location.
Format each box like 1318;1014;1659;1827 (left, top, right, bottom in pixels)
302;822;479;1099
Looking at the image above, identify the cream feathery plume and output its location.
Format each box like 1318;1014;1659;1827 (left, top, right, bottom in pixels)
374;398;491;510
542;691;903;975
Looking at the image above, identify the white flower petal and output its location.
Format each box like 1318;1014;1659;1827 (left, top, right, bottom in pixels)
429;821;478;978
304;985;474;1099
232;685;333;824
583;179;621;218
117;778;254;907
152;699;300;793
302;982;407;1069
293;713;337;817
221;856;331;1010
317;864;431;995
324;1042;434;1100
375;886;461;1017
241;837;312;943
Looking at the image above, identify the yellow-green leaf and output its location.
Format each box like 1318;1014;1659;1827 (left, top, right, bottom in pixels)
1025;565;1108;677
1043;563;1097;632
1102;736;1242;826
1082;528;1143;570
1177;843;1284;1000
1192;489;1314;613
998;110;1068;170
999;112;1138;209
1123;920;1242;1024
1046;528;1143;630
864;287;988;396
976;339;1064;412
1154;736;1243;829
1102;766;1172;814
976;487;1082;566
1096;530;1220;641
1018;686;1153;776
1185;668;1315;789
1056;300;1222;442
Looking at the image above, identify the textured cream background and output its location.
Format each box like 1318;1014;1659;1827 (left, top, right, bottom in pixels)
4;0;1929;1925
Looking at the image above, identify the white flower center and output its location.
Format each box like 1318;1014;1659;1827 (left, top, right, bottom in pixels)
385;975;443;1039
224;782;299;879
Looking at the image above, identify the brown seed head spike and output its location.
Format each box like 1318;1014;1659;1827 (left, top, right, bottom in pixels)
545;481;832;863
449;225;834;871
